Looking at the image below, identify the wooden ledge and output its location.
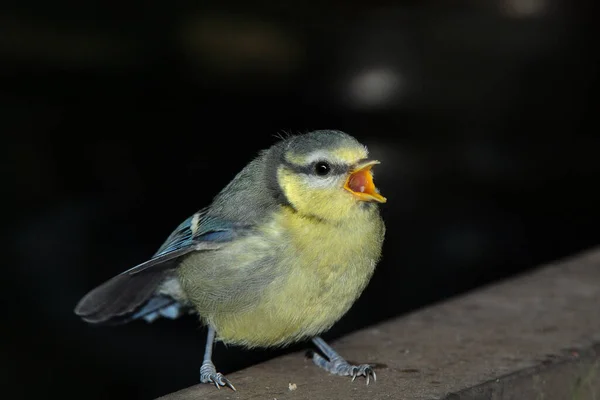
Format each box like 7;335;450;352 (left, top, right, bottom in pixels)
159;248;600;399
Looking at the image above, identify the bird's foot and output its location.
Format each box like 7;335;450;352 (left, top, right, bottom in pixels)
200;360;236;391
311;352;376;384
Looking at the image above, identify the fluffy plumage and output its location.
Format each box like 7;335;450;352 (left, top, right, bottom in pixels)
74;130;386;388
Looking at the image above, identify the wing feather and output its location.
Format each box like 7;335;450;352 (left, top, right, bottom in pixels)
74;209;248;324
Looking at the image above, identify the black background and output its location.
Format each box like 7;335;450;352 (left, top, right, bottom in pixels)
3;1;598;399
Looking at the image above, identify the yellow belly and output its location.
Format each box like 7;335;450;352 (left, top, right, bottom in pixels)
206;206;384;348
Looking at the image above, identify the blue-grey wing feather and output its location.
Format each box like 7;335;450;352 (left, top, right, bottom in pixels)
124;209;246;276
75;208;250;324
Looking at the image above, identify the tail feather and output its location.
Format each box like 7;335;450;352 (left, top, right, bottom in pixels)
75;269;168;325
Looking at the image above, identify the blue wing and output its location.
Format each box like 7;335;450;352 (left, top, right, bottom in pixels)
155;209;239;256
123;208;246;276
75;208;250;324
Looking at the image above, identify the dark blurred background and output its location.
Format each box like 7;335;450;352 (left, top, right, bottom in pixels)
2;0;598;399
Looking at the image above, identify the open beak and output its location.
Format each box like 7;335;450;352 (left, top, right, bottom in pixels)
344;160;387;203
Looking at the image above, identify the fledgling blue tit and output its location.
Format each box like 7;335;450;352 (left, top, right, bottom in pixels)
75;130;386;391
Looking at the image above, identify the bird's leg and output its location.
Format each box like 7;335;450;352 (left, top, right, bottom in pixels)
311;337;376;384
199;326;236;390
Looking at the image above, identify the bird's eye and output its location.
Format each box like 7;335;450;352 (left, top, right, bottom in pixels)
314;161;331;176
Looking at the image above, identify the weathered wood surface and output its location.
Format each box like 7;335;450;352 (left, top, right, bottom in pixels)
159;248;600;400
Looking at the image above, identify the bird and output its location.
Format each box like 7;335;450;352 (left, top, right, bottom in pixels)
74;130;386;391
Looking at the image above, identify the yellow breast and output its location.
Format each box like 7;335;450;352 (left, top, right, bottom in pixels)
210;205;385;348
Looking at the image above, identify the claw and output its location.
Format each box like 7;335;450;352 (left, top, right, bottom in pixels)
311;337;377;385
203;373;236;391
312;355;377;384
223;378;237;391
200;363;236;391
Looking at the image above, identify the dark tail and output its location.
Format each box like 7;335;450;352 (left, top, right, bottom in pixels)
74;269;170;325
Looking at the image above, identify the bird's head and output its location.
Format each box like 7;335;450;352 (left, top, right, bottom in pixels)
272;130;386;222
